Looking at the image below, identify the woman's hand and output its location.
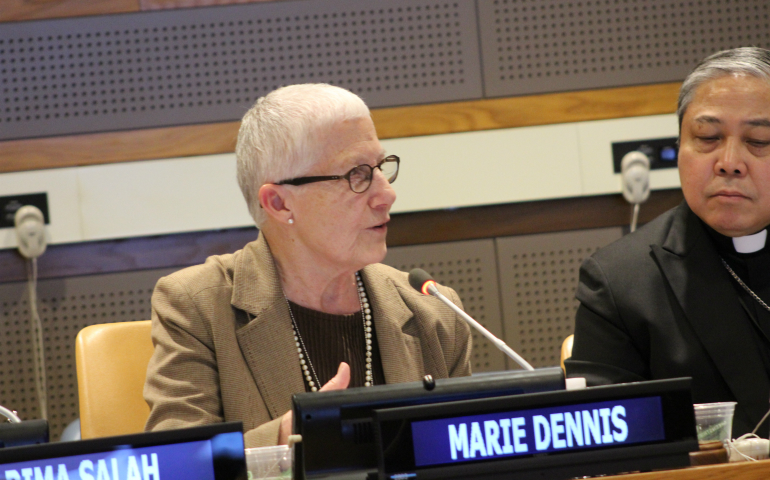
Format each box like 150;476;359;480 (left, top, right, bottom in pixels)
278;362;351;445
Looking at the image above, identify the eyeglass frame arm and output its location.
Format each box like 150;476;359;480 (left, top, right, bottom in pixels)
275;155;399;191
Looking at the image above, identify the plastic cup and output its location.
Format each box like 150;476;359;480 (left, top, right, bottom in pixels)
245;445;292;480
693;402;737;444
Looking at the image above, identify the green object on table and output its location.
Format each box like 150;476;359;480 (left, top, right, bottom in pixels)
697;422;728;442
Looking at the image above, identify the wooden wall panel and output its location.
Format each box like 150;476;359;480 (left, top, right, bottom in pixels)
0;83;681;173
139;0;279;9
0;0;139;22
371;83;680;140
0;0;278;22
0;122;240;172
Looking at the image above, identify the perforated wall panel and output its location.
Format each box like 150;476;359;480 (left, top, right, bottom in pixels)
478;0;770;97
0;267;176;440
0;0;482;140
383;239;506;373
496;227;622;369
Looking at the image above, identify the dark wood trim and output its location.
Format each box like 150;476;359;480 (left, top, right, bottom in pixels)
0;190;683;284
0;83;680;174
0;228;259;284
387;189;684;245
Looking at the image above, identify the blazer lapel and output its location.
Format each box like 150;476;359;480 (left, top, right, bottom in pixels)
651;205;769;416
231;235;305;418
228;238;427;409
361;265;426;384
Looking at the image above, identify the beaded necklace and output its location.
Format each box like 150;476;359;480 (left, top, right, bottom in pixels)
285;271;374;391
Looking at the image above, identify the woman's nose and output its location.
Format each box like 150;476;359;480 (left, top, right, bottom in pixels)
369;169;397;207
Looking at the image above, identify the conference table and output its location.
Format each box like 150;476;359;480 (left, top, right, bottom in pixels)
602;458;770;480
302;458;770;479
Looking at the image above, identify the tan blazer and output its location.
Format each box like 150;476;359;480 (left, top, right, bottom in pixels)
144;235;472;447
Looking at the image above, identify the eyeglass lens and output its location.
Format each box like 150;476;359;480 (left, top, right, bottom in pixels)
349;157;399;193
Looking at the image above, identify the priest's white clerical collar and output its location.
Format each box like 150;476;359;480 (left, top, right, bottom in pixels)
733;229;768;254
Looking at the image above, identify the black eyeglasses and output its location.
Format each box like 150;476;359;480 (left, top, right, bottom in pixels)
276;155;400;193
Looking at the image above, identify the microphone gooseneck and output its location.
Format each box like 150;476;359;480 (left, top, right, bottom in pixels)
408;268;534;371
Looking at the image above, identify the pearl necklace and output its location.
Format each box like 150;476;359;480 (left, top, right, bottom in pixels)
286;271;374;392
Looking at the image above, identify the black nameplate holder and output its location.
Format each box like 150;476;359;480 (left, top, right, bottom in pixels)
373;378;697;480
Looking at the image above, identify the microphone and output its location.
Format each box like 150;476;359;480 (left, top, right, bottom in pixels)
408;268;438;296
408;268;534;371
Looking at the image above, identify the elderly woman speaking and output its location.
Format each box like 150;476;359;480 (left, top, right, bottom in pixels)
143;84;472;447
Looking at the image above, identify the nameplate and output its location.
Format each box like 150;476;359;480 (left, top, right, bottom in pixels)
0;423;245;480
374;379;697;480
413;396;664;466
3;440;213;480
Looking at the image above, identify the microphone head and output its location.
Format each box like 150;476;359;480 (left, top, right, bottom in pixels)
408;268;437;295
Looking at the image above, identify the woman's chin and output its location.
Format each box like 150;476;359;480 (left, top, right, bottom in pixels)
362;245;388;267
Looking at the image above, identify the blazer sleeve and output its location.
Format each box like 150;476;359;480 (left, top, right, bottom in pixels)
144;274;223;432
564;256;649;386
143;275;283;448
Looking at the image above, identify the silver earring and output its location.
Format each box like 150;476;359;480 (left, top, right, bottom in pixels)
288;218;294;224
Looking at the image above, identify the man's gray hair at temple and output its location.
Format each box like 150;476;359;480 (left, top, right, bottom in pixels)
677;46;770;128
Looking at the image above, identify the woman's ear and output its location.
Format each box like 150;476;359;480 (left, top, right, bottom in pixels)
258;184;294;224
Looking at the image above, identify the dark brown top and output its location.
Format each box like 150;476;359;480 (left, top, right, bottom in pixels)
289;300;386;390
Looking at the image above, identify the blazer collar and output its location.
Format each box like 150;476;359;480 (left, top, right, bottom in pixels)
229;236;425;417
231;233;282;317
360;264;425;385
231;234;305;418
652;203;769;419
659;201;703;257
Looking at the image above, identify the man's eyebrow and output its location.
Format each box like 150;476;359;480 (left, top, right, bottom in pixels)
746;118;770;128
693;116;770;127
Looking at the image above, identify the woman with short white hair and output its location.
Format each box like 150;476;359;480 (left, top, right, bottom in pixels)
144;83;472;447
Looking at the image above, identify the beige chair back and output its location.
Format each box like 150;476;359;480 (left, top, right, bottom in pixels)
75;320;153;439
560;334;574;372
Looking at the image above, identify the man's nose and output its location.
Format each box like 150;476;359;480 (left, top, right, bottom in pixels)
715;138;747;177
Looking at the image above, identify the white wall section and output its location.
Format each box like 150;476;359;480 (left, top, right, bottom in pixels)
577;114;680;195
383;123;583;213
77;155;252;241
0;168;82;249
0;114;682;249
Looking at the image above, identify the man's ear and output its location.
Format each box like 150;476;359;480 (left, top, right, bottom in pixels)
258;184;294;224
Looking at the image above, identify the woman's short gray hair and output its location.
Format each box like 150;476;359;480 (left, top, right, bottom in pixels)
236;83;371;226
678;47;770;128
